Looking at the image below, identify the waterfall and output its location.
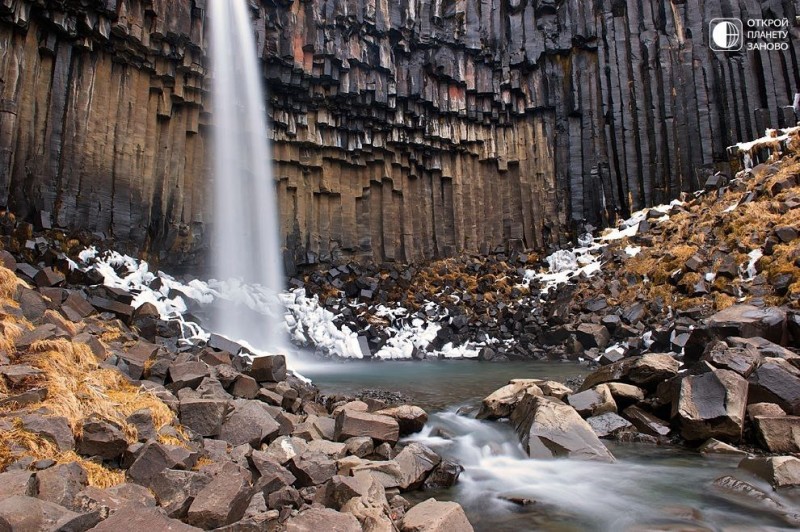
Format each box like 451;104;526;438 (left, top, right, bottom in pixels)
209;0;286;353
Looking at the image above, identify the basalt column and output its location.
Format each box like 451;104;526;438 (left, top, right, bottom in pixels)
1;0;798;269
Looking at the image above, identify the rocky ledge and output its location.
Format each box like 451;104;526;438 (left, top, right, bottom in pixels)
0;254;470;529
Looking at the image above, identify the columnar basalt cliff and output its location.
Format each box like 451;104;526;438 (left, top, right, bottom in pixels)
1;0;798;269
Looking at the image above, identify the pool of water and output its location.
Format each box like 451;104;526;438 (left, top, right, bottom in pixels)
306;360;800;531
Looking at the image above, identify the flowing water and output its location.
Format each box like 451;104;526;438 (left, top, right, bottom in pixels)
308;361;800;531
209;0;286;352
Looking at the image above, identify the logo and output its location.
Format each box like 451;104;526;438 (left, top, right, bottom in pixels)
710;18;744;51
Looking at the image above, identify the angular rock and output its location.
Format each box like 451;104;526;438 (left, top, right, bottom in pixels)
423;459;464;490
754;416;800;453
739;456;800;489
250;451;296;493
77;417;128;460
622;406;671;438
606;383;645;405
150;470;213;518
748;361;800;415
510;395;615;462
0;470;36;501
89;504;202;531
567;385;617;418
187;465;253;529
179;397;228;438
219;401;280;447
702;342;761;378
127;441;185;486
747;402;786;420
284;507;361;532
288;452;337;487
575;323;611;349
232;375;260;399
697;438;747;456
400;498;474;532
0;495;101;531
705;305;787;345
246;355;287;383
586;413;635;439
672;369;748;442
394;443;441;490
168;361;211;391
375;405;428;435
20;414;74;451
334;409;399;444
35;462;88;510
477;381;542;420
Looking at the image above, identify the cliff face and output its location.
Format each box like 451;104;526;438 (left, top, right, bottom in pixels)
1;0;798;270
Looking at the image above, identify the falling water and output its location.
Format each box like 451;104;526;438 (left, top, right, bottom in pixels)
209;0;286;352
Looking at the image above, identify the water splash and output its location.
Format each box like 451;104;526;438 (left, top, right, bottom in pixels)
209;0;286;352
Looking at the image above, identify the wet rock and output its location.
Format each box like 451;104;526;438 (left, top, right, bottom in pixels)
753;416;800;453
90;504;202;531
712;476;800;526
334;409;400;444
0;495;101;531
477;381;542;420
375;405;428;435
284;507;361;532
77;416;128;459
219;401;280;447
697;439;747;456
179;397;228;437
150;470;213;518
739;456;800;489
510;395;615;462
423;458;464;490
586;413;635;439
187;464;253;529
622;406;671;438
704;305;787;345
672;369;748;442
35;462;88;510
400;498;474;532
567;384;617;417
394;443;441;490
748;361;800;415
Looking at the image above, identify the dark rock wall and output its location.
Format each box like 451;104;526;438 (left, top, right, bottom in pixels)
1;0;799;269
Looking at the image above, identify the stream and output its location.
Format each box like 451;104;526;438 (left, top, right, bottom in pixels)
305;360;799;531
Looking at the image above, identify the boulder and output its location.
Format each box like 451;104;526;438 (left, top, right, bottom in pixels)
747;403;786;420
394;443;441;490
77;416;128;459
127;409;157;442
351;460;406;490
306;439;347;458
20;414;74;451
284;507;361;532
266;436;308;465
606;383;645;405
246;355;287;383
477;381;542;420
739;456;800;489
232;375;260;399
704;305;787;345
179;397;228;437
375;405;428;435
702;343;761;378
33;462;88;510
672;369;748;442
344;437;374;458
697;439;747;456
334;409;399;444
187;465;253;529
250;451;296;492
575;323;611;349
567;384;617;417
748;361;800;415
712;476;800;526
0;495;101;531
0;470;36;501
89;504;202;531
219;401;280;447
510;395;615;462
625;354;681;387
586;413;635;439
149;470;213;518
288;452;337;487
168;361;210;391
400;498;474;532
127;441;186;486
754;416;800;453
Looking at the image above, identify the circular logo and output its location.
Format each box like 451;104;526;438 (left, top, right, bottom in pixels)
712;21;742;50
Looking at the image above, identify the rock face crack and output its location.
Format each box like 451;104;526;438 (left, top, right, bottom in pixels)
1;1;797;268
